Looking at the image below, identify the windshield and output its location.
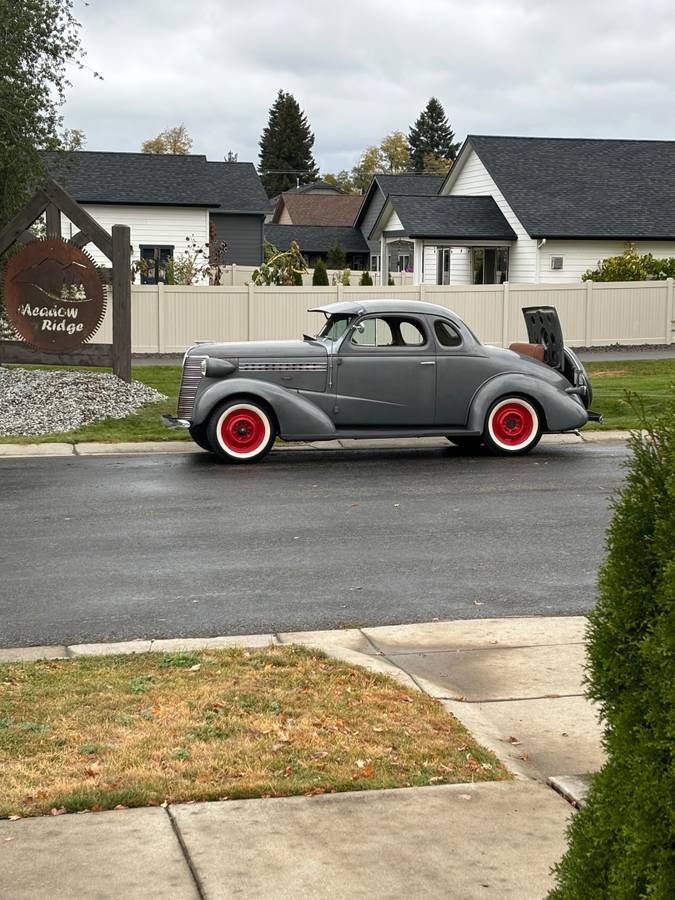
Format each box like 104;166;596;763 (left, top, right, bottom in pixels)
317;314;353;341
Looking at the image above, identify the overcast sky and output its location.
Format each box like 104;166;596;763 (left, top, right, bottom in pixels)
64;0;675;172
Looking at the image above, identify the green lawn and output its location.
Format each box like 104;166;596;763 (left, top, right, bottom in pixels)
1;358;673;444
585;359;675;429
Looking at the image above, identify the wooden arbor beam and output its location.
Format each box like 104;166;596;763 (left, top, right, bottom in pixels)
0;189;49;257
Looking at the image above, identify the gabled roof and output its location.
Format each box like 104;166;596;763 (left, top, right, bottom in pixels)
354;174;445;227
272;193;363;226
265;224;370;254
447;136;675;239
41;151;269;214
370;195;517;242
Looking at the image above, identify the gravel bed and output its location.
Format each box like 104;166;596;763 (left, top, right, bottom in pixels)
0;367;166;436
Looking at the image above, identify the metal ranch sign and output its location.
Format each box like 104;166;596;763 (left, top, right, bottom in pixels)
4;238;106;353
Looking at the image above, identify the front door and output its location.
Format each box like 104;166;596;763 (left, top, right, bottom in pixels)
335;315;436;426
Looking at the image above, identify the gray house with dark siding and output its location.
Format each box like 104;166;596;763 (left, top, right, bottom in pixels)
42;151;269;279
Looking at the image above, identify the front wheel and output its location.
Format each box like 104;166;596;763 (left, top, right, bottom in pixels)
189;423;213;452
483;397;542;456
206;400;277;464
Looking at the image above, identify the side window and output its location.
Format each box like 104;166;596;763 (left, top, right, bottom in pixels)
351;317;427;348
352;318;393;347
434;320;462;348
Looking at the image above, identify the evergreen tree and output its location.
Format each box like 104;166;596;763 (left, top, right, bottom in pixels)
326;242;347;270
258;91;319;196
408;98;460;173
312;258;329;286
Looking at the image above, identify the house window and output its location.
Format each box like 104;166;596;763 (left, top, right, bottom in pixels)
140;245;173;284
550;255;564;271
472;248;509;284
370;255;380;272
397;253;411;272
436;247;451;285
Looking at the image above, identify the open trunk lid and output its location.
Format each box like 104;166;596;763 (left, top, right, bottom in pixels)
521;306;598;415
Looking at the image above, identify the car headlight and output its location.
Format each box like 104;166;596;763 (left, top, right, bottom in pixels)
201;358;208;376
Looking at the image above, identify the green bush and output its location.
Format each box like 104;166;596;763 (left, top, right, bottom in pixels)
583;244;675;281
359;271;373;286
549;392;675;898
341;269;351;286
326;241;347;270
312;258;329;286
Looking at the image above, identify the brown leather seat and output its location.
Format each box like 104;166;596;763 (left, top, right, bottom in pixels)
509;342;545;363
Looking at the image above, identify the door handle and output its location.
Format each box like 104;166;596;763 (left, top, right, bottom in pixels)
419;360;436;366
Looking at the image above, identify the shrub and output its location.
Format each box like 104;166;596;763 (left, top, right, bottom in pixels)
359;271;373;286
312;258;329;286
583;244;675;281
326;241;347;270
341;269;351;286
549;392;675;898
387;274;395;286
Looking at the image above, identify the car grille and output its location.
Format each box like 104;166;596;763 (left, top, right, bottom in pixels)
177;355;206;421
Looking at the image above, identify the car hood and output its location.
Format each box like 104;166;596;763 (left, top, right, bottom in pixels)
187;339;327;360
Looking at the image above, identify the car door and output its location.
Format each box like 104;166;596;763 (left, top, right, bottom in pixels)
433;317;495;425
334;315;436;426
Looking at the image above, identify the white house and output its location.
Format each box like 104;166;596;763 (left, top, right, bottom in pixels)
41;151;270;282
369;136;675;285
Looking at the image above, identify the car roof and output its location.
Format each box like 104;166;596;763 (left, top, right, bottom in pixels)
309;299;464;319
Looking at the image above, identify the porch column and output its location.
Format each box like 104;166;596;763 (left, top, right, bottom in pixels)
380;234;389;286
412;240;424;286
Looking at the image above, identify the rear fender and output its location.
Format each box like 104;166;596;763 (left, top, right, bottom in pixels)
192;378;336;438
468;374;588;433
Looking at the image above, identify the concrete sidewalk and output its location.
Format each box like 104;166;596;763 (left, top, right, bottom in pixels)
0;430;630;458
0;616;601;898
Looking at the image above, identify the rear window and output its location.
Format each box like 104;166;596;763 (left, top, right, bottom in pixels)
434;320;462;348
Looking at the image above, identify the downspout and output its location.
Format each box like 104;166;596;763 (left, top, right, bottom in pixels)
535;238;547;282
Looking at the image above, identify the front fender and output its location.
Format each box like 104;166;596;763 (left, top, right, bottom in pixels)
191;377;337;438
467;374;589;433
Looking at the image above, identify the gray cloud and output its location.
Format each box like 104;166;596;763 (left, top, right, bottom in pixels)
63;0;675;172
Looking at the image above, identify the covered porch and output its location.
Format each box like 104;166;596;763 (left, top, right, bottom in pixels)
370;195;517;286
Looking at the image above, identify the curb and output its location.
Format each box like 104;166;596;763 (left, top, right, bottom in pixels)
0;430;632;459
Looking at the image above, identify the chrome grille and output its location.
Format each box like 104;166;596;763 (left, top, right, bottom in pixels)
177;355;206;421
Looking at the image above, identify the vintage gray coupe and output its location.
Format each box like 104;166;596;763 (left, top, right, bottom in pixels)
167;300;600;462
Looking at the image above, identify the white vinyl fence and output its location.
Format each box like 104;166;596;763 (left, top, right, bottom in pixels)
91;279;675;354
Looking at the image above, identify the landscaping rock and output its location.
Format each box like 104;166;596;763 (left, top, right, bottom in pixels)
0;367;165;436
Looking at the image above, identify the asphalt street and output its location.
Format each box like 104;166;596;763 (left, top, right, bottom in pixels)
0;442;628;648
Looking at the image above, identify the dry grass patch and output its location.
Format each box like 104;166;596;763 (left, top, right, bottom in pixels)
0;646;507;817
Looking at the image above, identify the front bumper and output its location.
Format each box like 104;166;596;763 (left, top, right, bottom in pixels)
162;415;190;430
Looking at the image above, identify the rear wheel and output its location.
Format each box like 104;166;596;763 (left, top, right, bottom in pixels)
483;397;541;456
207;400;277;464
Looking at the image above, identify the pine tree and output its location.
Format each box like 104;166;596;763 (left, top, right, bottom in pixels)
258;91;319;196
408;98;460;173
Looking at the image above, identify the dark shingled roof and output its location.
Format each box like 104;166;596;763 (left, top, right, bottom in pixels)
466;135;675;239
354;174;445;227
41;151;269;213
373;195;517;241
373;174;446;196
265;224;370;254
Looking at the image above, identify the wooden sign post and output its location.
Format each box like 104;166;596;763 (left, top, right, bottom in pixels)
0;177;132;381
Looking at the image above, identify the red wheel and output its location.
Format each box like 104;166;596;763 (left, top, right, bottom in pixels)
484;397;541;455
207;400;276;463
